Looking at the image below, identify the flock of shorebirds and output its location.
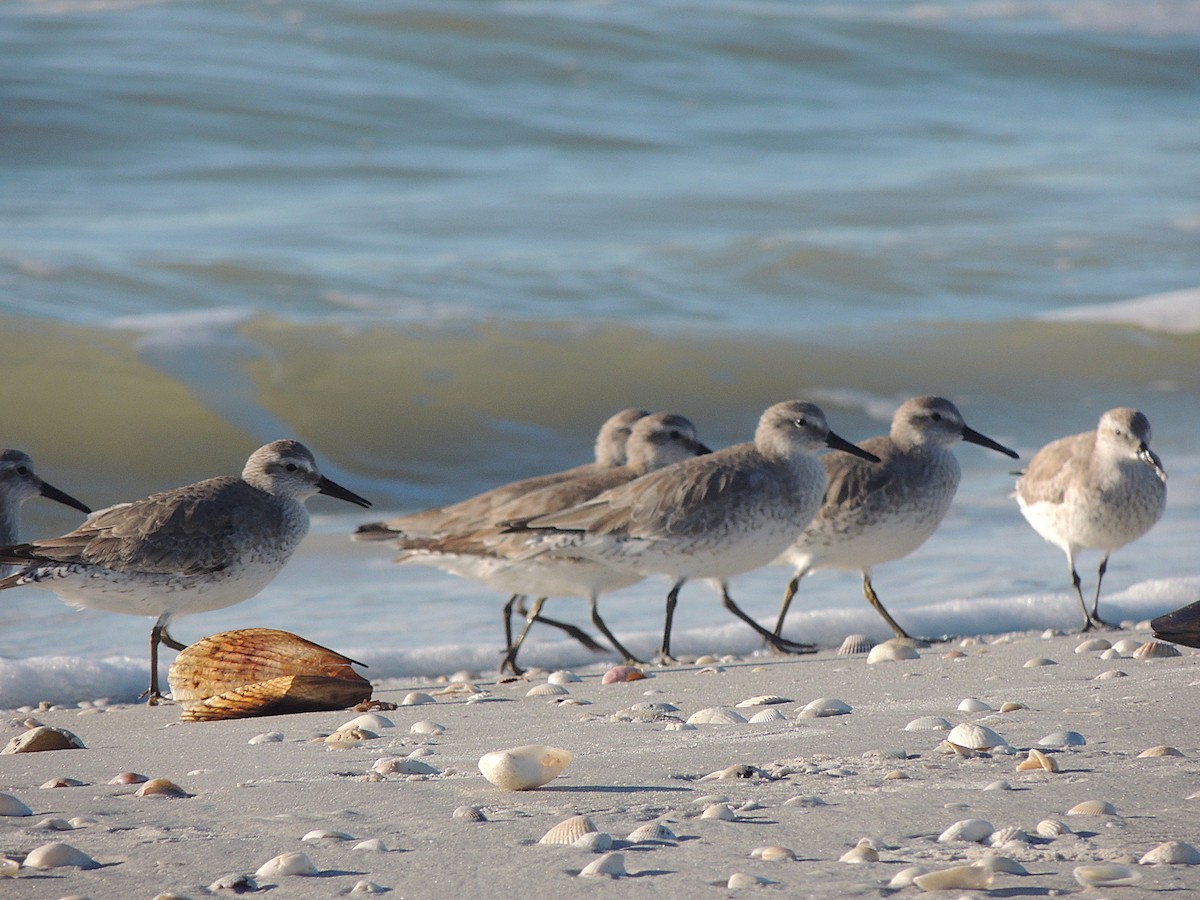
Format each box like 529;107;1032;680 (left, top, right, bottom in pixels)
0;396;1183;704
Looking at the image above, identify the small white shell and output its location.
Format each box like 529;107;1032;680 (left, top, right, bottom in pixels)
547;670;582;684
983;780;1012;791
1015;748;1059;773
937;818;993;843
352;838;389;852
301;829;353;842
1112;638;1142;654
22;841;100;870
867;640;920;663
1066;799;1116;816
410;720;445;735
685;707;748;725
371;756;440;776
578;851;626;878
33;817;72;831
527;682;570;698
736;695;791;707
748;708;786;724
573;832;613;852
1139;840;1200;865
1100;647;1121;659
912;864;993;891
248;731;284;744
904;715;952;732
1096;668;1127;679
1035;818;1071;837
340;713;394;731
1038;730;1085;748
837;634;874;655
255;851;319;878
400;691;436;706
478;744;571;791
976;854;1029;875
700;803;736;821
727;873;771;888
797;697;852;719
1075;637;1111;653
1138;745;1184;758
751;845;795;861
1023;657;1057;667
957;698;992;713
945;722;1007;751
350;880;386;894
887;866;929;888
0;793;32;817
539;814;598;846
989;825;1030;846
453;804;486;823
1;725;86;754
627;822;677;842
839;839;879;863
1133;640;1182;659
1073;863;1140;886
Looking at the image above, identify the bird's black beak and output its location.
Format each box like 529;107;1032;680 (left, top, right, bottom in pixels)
826;431;881;463
961;425;1020;460
317;476;373;509
1138;443;1167;483
694;441;713;456
39;481;92;515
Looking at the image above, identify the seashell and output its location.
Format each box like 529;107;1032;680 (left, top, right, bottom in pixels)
22;841;100;870
838;634;874;655
109;771;150;785
248;731;284;744
1075;637;1112;653
350;881;386;894
957;697;992;713
341;713;394;731
736;694;792;707
686;707;748;725
727;872;771;888
1067;799;1116;816
938;818;993;843
888;866;929;888
579;851;626;878
1038;730;1085;749
352;838;389;852
999;701;1028;713
540;814;597;846
1138;745;1184;758
410;720;446;735
1100;647;1121;659
700;803;736;821
601;665;647;684
547;670;582;685
572;832;612;852
0;793;33;817
41;777;86;788
942;649;966;660
33;817;72;831
976;854;1029;875
905;715;952;732
135;777;193;798
526;682;570;698
912;864;993;891
371;756;439;776
168;629;370;721
1036;818;1071;837
1096;668;1127;679
944;722;1007;751
701;764;764;781
989;825;1030;846
627;822;677;842
884;769;908;780
839;839;879;863
1073;863;1140;886
983;780;1012;791
302;829;353;842
401;691;435;706
751;844;795;861
325;726;376;747
67;816;95;828
664;721;695;731
748;708;786;724
1140;840;1200;865
1133;639;1182;659
1;725;85;754
798;697;852;718
478;744;571;791
453;804;487;822
1016;748;1060;773
208;873;258;892
254;851;319;878
1112;638;1142;654
433;681;479;696
867;639;920;663
1023;657;1057;667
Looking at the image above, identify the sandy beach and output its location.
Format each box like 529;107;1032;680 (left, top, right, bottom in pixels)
1;626;1198;899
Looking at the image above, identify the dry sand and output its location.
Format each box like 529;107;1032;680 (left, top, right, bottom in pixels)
1;627;1198;898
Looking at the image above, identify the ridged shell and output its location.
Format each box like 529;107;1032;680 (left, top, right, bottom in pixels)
1073;863;1139;886
168;629;370;721
736;695;791;707
798;697;852;719
1140;840;1200;865
905;715;952;732
627;822;677;842
944;723;1007;750
957;698;992;713
478;744;571;791
453;804;486;822
912;865;993;891
1038;730;1085;748
1138;745;1184;758
547;670;582;685
539;814;597;845
1016;748;1059;773
254;851;319;878
1067;799;1116;816
685;707;748;725
579;851;626;878
938;818;993;843
748;708;786;724
135;777;193;798
837;634;874;655
0;793;33;817
1075;637;1112;653
526;682;570;698
867;640;920;663
989;826;1030;846
22;841;100;870
1036;818;1071;837
1133;639;1182;659
1;725;86;754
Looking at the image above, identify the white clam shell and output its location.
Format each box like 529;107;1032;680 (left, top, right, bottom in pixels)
957;697;992;713
748;708;786;724
1066;799;1116;816
579;851;626;878
527;682;570;697
255;851;319;878
627;822;677;842
1073;863;1140;886
350;880;386;894
22;841;99;870
1023;657;1057;667
904;715;952;732
888;866;929;888
539;814;598;845
989;825;1030;846
410;720;446;735
352;838;389;852
1140;840;1200;865
945;722;1008;750
750;845;795;861
937;818;993;843
976;854;1028;876
371;756;440;776
798;697;852;719
301;829;353;842
1038;730;1085;748
1075;637;1111;653
736;695;791;707
912;864;993;891
341;713;394;731
478;744;571;791
1112;638;1142;654
867;639;920;663
837;634;874;655
1138;744;1184;758
248;731;284;744
573;832;613;852
0;793;32;817
700;803;736;821
727;872;771;888
685;706;748;725
547;670;582;684
400;691;436;706
839;839;879;863
2;725;86;754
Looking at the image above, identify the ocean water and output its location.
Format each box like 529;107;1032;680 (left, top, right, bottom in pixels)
1;0;1198;705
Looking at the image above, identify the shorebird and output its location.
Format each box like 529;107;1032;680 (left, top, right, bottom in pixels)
1015;407;1166;631
772;396;1018;642
0;440;371;702
1;449;91;575
354;407;649;652
510;401;880;663
382;413;711;673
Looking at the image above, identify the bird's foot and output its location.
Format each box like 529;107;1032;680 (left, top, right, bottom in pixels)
766;634;818;656
1081;616;1117;633
654;653;678;667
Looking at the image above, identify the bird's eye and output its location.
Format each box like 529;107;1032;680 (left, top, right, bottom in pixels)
285;463;298;472
795;418;807;428
16;466;28;475
669;430;681;439
930;413;942;422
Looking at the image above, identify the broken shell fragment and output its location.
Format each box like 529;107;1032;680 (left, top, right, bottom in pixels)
912;864;993;892
937;818;993;843
888;866;929;888
1016;748;1059;773
371;756;439;776
1139;840;1200;865
539;814;598;846
976;854;1029;876
1;725;85;754
579;852;626;878
134;778;193;798
1073;863;1139;887
478;744;571;791
22;841;100;870
254;851;319;878
1066;799;1116;816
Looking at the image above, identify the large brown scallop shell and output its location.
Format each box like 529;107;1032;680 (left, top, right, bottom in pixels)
167;628;371;722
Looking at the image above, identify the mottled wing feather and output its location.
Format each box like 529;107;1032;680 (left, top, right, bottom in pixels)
1016;431;1090;506
818;437;909;518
